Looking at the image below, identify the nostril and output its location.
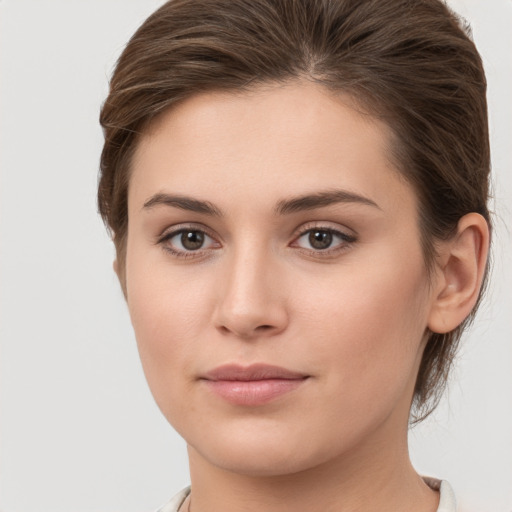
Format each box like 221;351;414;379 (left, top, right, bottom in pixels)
256;325;273;331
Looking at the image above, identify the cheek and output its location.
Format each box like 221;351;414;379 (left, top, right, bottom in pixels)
295;251;430;401
124;248;214;402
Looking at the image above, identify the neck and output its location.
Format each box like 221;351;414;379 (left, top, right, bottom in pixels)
186;416;439;512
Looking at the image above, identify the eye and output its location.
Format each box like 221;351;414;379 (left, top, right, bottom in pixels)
175;230;207;251
293;227;356;252
159;227;219;257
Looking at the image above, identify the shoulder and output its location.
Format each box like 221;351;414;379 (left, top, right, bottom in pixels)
423;477;457;512
437;480;457;512
155;487;190;512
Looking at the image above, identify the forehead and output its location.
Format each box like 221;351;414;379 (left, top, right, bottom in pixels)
129;80;413;215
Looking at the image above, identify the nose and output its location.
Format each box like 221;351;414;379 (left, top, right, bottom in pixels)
212;246;289;340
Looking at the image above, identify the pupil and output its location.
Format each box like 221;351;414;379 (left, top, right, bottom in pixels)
309;230;332;250
181;231;204;250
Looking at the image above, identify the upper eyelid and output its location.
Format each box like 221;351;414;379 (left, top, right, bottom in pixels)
293;221;356;239
157;222;219;241
292;228;356;247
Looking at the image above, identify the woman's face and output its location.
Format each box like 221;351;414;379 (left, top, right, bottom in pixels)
125;81;438;476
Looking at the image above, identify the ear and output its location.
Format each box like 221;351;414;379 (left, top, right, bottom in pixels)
428;213;490;334
113;259;120;278
113;258;128;300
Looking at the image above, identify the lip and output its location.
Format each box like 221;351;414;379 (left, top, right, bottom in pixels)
201;364;309;406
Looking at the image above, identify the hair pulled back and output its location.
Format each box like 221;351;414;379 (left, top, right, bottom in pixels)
98;0;491;422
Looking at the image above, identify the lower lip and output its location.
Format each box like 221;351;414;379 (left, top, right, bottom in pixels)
204;378;307;406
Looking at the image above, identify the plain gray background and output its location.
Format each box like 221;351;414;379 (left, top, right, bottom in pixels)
1;1;511;511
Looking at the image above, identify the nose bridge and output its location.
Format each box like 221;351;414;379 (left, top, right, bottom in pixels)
214;237;287;338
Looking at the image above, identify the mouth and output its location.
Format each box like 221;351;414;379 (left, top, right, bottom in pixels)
200;363;310;406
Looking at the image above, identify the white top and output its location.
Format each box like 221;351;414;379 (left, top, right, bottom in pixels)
156;478;457;512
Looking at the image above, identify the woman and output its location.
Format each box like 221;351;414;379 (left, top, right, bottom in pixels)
98;0;491;510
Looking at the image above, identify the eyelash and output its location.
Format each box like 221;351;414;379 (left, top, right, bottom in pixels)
156;224;357;260
157;224;220;260
292;224;357;257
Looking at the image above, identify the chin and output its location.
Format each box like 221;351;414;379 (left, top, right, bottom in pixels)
197;444;321;477
185;419;347;478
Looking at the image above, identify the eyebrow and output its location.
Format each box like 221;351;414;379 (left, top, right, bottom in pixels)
274;189;381;215
142;189;380;216
143;193;223;216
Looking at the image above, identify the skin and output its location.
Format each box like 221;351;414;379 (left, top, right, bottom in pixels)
121;80;488;512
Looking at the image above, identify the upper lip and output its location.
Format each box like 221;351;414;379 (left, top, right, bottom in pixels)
202;364;309;382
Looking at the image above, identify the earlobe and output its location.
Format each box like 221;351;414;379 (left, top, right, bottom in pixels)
113;259;120;277
428;213;490;334
113;258;128;300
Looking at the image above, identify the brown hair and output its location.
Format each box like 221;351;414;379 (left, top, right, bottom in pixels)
98;0;491;422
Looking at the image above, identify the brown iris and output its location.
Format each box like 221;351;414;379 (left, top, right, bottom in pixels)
181;231;205;250
309;230;333;250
